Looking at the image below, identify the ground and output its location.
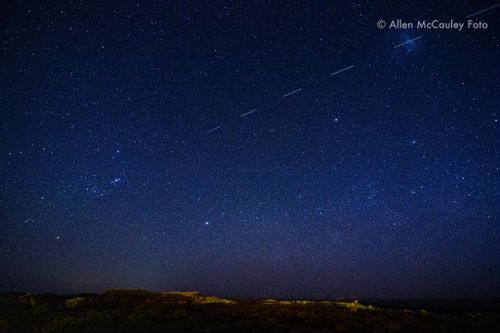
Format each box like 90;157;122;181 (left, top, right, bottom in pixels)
1;290;499;332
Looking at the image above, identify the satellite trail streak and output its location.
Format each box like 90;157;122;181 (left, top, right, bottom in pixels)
466;3;500;18
331;65;355;76
240;109;257;118
206;126;221;134
393;36;423;49
283;88;303;98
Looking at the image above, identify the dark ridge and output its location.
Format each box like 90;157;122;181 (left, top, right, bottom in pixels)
1;290;499;333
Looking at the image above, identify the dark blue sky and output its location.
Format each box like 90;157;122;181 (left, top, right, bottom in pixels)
1;1;499;299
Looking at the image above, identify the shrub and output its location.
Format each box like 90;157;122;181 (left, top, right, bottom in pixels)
65;297;88;309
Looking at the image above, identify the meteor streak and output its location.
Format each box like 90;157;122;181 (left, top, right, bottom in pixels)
393;36;423;49
466;3;500;18
331;65;354;76
240;109;257;118
282;88;303;98
206;126;221;134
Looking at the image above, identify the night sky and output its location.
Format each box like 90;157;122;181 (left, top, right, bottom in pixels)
1;1;499;299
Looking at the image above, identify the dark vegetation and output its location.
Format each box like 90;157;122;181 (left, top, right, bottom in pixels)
1;289;499;332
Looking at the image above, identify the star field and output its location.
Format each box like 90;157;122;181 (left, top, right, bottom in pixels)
0;1;499;299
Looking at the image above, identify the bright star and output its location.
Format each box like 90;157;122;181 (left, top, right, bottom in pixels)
110;177;122;185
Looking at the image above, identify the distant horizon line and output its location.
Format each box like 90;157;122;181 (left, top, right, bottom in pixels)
2;289;499;301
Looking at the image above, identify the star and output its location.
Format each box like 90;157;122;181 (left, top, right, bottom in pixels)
110;177;123;185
